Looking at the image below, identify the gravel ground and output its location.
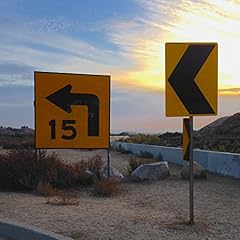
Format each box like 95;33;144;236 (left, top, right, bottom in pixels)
0;149;239;240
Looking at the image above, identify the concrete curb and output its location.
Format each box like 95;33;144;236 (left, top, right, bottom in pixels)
0;218;74;240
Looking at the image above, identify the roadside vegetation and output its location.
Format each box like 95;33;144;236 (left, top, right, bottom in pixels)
93;178;123;197
0;126;34;149
0;134;34;149
117;132;240;154
0;150;124;203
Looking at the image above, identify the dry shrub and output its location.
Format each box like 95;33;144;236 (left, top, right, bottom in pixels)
46;190;79;206
70;154;104;185
71;161;88;175
36;151;78;188
128;157;157;175
0;150;77;190
93;178;123;197
0;149;104;191
86;154;104;179
0;149;36;190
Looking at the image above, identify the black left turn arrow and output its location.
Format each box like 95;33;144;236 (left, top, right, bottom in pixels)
46;84;99;136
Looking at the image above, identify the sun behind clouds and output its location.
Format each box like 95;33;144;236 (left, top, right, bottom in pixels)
115;0;240;94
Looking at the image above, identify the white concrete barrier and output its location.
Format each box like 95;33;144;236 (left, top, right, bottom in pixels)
0;219;73;240
111;142;240;179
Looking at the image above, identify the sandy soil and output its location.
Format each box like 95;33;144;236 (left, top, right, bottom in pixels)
0;149;240;240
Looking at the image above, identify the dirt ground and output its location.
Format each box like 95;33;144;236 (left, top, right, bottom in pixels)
0;149;239;240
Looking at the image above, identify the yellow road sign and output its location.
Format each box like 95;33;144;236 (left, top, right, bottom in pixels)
35;71;110;149
182;118;190;161
165;42;218;116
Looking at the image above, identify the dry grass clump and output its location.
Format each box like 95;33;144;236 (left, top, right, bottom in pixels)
36;181;79;205
46;190;79;206
92;178;123;197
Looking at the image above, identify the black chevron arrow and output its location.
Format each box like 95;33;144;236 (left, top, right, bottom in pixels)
168;44;215;114
46;84;99;136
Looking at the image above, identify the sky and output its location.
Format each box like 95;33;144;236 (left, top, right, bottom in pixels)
0;0;240;133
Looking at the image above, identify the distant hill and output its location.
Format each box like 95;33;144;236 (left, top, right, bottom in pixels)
195;113;240;152
200;116;229;133
0;126;34;136
0;126;34;149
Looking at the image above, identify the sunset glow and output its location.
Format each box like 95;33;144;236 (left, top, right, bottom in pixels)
113;0;240;93
0;0;239;131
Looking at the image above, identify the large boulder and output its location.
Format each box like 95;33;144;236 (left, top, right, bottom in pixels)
180;161;207;179
100;165;124;182
130;161;170;181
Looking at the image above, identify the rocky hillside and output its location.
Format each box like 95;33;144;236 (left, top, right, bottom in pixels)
195;113;240;152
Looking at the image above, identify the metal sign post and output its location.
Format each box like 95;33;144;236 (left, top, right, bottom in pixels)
189;116;194;225
107;148;110;177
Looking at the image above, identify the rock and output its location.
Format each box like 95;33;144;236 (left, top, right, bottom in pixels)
79;170;96;185
180;161;207;179
100;165;124;182
130;161;170;181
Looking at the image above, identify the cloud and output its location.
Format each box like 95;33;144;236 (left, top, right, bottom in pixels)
98;18;166;90
27;17;77;33
134;0;240;88
219;88;240;95
95;0;240;92
0;63;34;75
1;1;240;93
0;63;34;85
0;16;127;85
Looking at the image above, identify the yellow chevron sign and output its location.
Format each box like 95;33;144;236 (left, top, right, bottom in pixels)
182;118;190;161
166;42;218;117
